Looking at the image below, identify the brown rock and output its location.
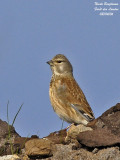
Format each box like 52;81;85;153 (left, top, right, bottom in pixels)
0;119;20;156
45;129;67;144
0;119;20;139
51;143;82;160
98;103;120;136
14;137;30;149
94;147;120;160
88;103;120;134
47;145;120;160
14;135;39;150
65;124;93;143
77;128;120;147
25;139;53;158
0;154;20;160
78;103;120;148
1;103;120;159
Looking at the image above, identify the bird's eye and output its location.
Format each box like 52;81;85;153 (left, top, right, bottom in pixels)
57;60;62;63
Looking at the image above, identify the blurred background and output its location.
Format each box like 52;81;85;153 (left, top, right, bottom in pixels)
0;0;120;137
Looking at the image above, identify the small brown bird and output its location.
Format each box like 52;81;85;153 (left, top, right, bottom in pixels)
47;54;95;125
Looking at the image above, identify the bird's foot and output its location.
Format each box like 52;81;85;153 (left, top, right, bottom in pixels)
65;123;74;130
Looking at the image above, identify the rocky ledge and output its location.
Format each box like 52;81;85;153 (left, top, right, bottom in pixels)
0;103;120;160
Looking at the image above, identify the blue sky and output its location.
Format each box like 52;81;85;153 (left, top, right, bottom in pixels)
0;0;120;137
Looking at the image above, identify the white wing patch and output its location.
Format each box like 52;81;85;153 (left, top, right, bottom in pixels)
71;104;93;122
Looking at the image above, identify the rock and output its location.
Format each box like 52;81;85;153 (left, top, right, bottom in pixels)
0;154;20;160
51;143;78;160
88;103;120;133
0;119;20;156
25;138;53;159
65;124;93;143
45;129;67;144
0;119;20;139
45;145;120;160
77;103;120;148
14;134;39;151
94;147;120;160
1;103;120;160
24;103;120;159
22;155;30;160
97;103;120;137
14;137;30;149
77;128;120;147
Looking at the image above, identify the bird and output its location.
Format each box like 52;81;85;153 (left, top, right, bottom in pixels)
47;54;95;126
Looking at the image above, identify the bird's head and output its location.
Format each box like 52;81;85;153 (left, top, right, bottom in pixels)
47;54;73;76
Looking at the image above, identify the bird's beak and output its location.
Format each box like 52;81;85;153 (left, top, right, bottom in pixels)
46;60;53;66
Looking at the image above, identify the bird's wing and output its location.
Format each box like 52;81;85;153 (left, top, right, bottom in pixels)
56;77;95;121
70;104;94;121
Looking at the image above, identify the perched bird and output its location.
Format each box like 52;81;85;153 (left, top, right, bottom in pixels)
47;54;95;125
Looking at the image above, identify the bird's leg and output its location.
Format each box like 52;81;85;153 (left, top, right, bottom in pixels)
61;120;64;130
